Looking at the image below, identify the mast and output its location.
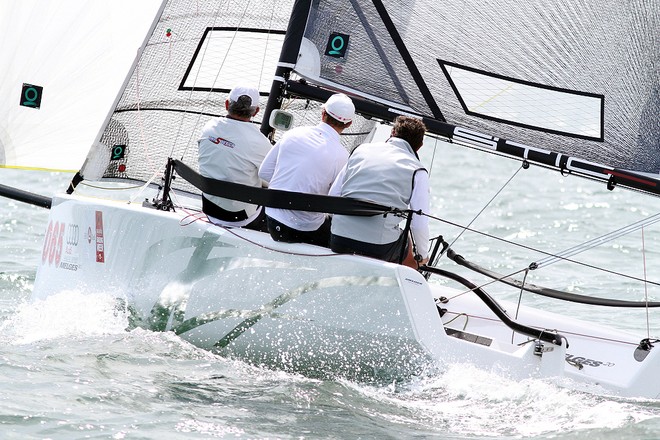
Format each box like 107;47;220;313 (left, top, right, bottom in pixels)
260;0;313;139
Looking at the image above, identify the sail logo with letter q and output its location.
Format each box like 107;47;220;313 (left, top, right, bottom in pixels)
20;83;43;109
325;33;350;58
111;145;126;160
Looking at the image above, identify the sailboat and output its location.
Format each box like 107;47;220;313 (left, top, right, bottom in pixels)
2;0;659;398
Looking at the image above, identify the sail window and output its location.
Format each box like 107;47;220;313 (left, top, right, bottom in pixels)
439;60;604;141
180;28;285;93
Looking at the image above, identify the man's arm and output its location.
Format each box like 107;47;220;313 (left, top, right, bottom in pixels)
328;165;347;197
410;169;430;261
258;141;279;182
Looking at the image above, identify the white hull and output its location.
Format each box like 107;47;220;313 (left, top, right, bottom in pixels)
32;195;660;398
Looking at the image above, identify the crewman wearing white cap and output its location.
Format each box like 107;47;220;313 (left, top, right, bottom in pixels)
259;93;355;246
198;85;273;231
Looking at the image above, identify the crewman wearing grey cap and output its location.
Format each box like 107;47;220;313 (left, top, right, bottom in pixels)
198;85;273;231
259;93;355;246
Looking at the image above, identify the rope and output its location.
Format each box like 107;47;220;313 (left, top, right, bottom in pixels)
427;136;439;176
78;182;144;191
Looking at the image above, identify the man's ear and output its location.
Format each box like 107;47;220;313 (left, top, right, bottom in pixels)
253;106;260;117
225;100;230;111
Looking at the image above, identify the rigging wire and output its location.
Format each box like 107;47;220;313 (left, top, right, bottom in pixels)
445;266;530;300
129;51;160;205
642;226;650;339
512;268;530;344
427;135;439;176
426;213;660;287
177;1;244;161
533;211;660;268
445;163;524;251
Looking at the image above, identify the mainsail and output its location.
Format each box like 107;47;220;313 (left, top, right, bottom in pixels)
292;0;659;189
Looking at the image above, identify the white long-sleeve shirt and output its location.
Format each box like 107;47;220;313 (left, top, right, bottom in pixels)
259;122;348;231
198;116;272;222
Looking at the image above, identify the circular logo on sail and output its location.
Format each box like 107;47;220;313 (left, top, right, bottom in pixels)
325;33;349;58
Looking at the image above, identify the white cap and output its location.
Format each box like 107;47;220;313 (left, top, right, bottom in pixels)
322;93;355;123
229;85;260;106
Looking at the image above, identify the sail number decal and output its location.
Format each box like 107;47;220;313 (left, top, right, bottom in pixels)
41;221;81;271
42;221;65;267
41;212;106;270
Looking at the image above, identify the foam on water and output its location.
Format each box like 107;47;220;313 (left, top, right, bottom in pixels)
340;363;660;438
1;290;130;345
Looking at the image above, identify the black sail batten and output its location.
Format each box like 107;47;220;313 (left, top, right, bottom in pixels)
438;59;605;142
348;0;411;106
370;0;444;121
172;159;395;216
445;249;660;308
179;27;287;94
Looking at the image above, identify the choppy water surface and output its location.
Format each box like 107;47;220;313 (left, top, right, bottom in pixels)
1;144;660;439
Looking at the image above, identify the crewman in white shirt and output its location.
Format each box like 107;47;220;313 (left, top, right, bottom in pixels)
258;93;355;246
198;85;272;231
329;116;430;269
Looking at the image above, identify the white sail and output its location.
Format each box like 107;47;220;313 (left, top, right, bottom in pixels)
0;0;162;172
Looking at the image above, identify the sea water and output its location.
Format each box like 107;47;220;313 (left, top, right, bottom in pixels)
1;143;660;439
